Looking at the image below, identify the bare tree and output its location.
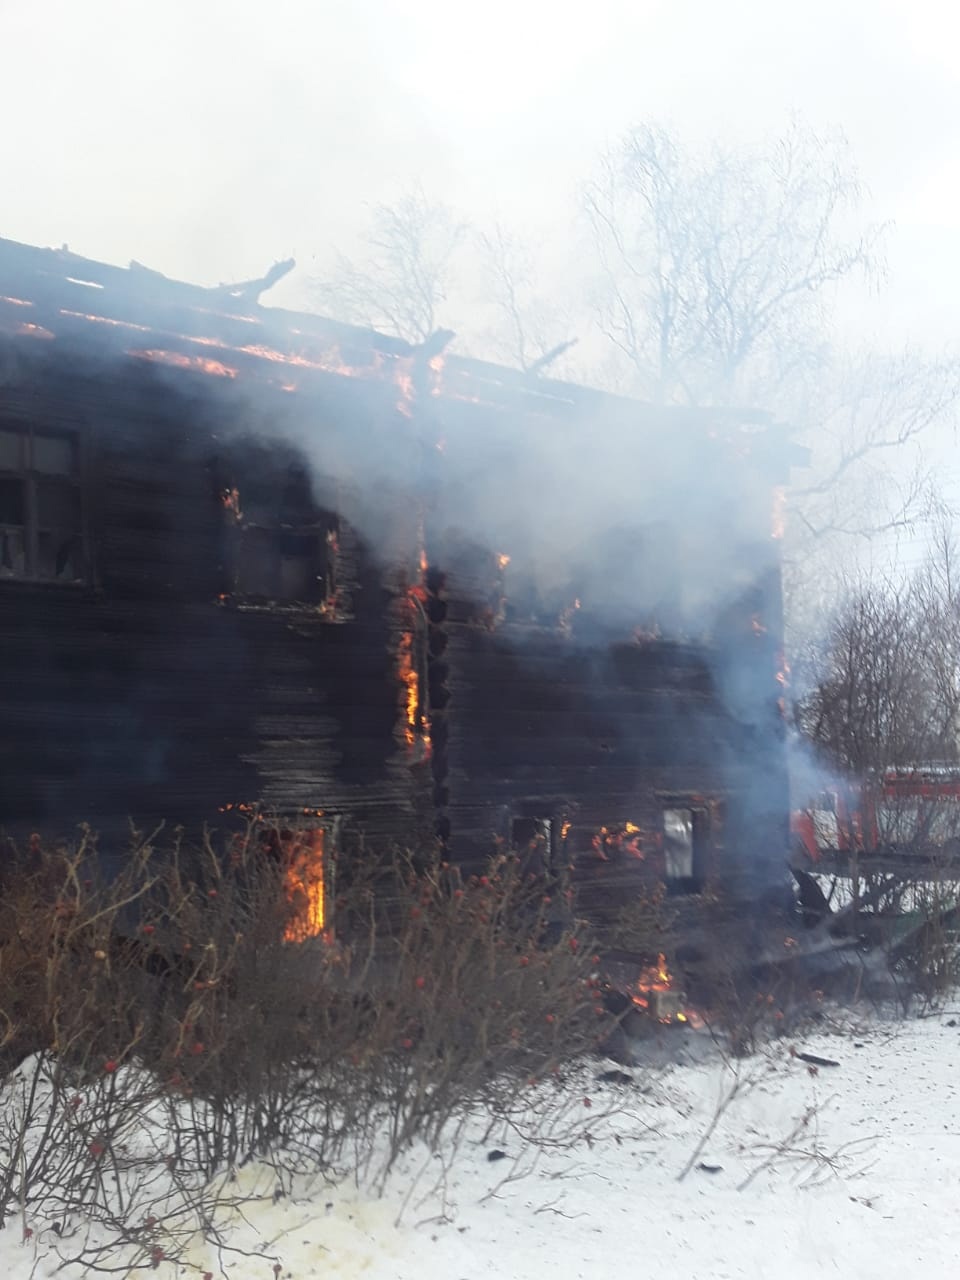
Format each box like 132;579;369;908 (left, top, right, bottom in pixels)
793;537;960;984
583;117;881;407
796;536;960;775
790;348;960;543
475;222;577;375
313;184;467;344
584;117;960;590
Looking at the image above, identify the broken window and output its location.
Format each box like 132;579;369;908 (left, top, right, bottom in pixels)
0;425;86;583
221;463;338;607
511;817;553;858
511;816;561;879
663;806;708;892
234;527;334;601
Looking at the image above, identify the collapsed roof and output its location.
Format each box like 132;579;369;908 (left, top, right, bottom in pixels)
0;236;798;458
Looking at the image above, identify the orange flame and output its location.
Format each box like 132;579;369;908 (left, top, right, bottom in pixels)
397;629;420;748
60;309;151;332
283;830;325;942
428;353;446;399
592;822;647;860
129;349;239;378
632;953;672;1002
396;369;415;419
221;487;241;516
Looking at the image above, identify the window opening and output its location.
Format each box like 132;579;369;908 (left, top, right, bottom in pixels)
0;425;85;583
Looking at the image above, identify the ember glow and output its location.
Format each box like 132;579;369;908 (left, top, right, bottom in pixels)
128;349;239;378
632;953;688;1023
592;823;648;860
397;629;422;749
283;829;325;942
60;309;152;333
428;353;446;397
395;368;415;418
221;486;241;516
50;303;397;386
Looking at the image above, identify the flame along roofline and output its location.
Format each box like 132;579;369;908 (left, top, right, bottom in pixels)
0;233;807;450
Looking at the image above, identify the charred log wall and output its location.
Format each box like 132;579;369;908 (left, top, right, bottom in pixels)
0;353;420;848
429;398;792;905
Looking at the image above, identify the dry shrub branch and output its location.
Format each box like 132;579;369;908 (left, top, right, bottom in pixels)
0;823;617;1265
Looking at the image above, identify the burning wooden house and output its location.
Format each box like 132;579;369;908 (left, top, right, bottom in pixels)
0;237;802;932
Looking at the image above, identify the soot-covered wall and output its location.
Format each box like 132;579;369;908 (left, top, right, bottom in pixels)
0;348;424;846
0;313;793;903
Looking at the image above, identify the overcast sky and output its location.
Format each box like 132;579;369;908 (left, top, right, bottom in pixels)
2;0;959;351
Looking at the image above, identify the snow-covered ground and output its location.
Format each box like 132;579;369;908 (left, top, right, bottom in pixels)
6;1009;960;1279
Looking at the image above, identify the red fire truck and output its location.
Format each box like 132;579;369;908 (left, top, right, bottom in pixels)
791;765;960;864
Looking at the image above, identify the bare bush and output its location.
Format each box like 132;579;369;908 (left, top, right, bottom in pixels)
606;878;677;957
0;824;618;1265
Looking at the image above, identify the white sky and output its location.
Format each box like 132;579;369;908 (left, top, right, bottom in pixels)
2;0;959;350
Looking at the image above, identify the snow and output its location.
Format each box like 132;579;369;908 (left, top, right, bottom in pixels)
6;1010;960;1279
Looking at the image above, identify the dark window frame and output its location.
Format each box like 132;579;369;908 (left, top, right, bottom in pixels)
511;816;554;858
0;422;89;585
219;474;340;612
661;802;710;894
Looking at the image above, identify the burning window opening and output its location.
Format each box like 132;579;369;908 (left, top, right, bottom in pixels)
494;567;581;632
0;295;33;307
592;823;649;862
219;471;340;613
0;426;87;584
282;829;326;942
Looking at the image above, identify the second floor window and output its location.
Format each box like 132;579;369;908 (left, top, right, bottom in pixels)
220;464;338;610
0;426;86;583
